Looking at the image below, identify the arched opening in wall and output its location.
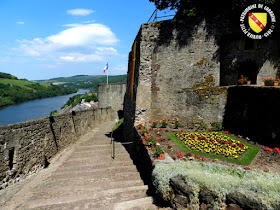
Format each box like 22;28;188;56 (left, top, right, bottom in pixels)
236;60;259;84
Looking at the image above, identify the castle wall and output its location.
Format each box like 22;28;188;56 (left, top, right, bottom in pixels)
124;19;224;128
220;37;280;86
0;108;114;189
124;18;280;147
98;83;126;113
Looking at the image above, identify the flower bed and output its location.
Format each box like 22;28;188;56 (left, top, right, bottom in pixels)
175;132;248;158
136;117;280;169
169;132;259;165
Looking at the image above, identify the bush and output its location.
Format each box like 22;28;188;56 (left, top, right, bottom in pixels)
152;161;280;208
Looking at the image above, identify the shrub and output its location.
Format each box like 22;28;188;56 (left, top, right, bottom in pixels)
152;161;280;208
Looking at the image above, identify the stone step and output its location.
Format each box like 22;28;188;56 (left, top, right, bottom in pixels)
75;143;126;150
60;159;134;169
69;150;129;159
113;196;157;210
36;180;145;194
21;185;149;209
53;165;138;177
36;173;144;191
64;154;133;163
49;170;141;181
74;146;127;154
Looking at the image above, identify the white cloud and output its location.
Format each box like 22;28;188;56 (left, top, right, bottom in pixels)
16;23;119;63
16;21;24;25
60;56;74;61
67;9;94;16
47;24;118;46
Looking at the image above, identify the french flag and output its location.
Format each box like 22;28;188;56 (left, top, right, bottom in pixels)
103;63;108;74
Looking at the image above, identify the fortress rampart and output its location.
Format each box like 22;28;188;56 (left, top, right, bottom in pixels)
123;18;280;147
0;108;114;189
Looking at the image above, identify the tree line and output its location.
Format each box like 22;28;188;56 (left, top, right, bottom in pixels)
0;82;76;107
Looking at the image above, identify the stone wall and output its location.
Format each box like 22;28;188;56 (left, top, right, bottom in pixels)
0;108;114;189
169;176;274;209
220;37;280;86
223;86;280;148
98;83;126;114
124;19;226;130
124;18;280;142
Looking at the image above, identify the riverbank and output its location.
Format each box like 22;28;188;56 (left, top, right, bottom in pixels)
0;89;89;126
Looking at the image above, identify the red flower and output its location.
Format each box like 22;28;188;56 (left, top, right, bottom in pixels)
264;168;270;172
156;137;161;141
224;131;229;134
149;127;153;130
177;153;184;158
274;147;280;153
265;147;273;152
244;165;251;170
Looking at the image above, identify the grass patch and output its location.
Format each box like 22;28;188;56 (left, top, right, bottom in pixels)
168;132;259;165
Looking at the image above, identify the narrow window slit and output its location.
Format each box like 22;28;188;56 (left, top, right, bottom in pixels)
9;147;15;170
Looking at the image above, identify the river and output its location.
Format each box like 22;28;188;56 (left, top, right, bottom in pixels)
0;89;89;126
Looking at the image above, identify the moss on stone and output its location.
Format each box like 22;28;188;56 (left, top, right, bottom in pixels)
194;57;208;66
192;74;215;89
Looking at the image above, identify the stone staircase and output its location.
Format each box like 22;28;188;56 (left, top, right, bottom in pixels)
1;121;169;209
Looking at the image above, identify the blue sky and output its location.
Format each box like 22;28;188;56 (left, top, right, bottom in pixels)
0;0;175;80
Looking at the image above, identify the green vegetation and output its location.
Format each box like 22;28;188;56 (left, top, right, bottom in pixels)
61;92;97;109
38;75;127;92
0;72;18;80
0;73;77;107
50;110;59;116
113;118;124;131
168;133;259;165
149;0;278;13
153;161;280;208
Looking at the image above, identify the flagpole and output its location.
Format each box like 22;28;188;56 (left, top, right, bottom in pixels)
107;65;108;84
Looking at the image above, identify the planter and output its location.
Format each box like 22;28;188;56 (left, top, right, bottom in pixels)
264;81;278;86
247;81;251;85
157;153;165;160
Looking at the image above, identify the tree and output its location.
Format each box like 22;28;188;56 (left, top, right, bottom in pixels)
149;0;278;17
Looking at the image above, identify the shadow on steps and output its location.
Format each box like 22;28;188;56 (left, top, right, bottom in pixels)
105;124;172;209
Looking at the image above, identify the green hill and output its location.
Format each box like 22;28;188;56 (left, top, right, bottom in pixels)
0;73;77;107
38;74;127;91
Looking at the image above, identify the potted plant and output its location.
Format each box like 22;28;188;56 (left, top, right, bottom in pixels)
262;76;279;86
155;146;165;159
238;75;251;85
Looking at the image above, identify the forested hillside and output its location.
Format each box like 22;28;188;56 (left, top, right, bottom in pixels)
38;75;127;91
0;73;77;107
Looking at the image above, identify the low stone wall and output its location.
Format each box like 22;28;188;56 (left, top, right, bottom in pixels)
0;108;114;189
169;176;272;210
